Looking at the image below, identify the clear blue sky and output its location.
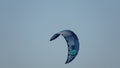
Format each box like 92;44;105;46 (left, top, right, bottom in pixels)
0;0;120;68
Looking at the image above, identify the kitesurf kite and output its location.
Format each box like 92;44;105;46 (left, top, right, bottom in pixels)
50;30;79;64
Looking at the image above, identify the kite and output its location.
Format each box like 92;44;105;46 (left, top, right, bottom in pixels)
50;30;80;64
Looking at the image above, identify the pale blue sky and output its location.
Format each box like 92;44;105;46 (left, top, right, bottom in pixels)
0;0;120;68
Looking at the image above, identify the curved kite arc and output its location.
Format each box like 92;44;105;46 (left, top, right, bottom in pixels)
50;30;79;64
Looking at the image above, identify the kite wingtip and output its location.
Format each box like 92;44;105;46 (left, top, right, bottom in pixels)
49;39;52;41
50;33;60;41
65;61;70;64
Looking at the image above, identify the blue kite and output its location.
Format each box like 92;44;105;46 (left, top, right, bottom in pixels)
50;30;80;64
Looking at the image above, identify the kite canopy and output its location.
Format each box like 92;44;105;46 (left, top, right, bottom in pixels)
50;30;79;64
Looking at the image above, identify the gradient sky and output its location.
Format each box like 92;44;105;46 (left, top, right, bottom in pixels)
0;0;120;68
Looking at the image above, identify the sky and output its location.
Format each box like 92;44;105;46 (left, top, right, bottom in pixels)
0;0;120;68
